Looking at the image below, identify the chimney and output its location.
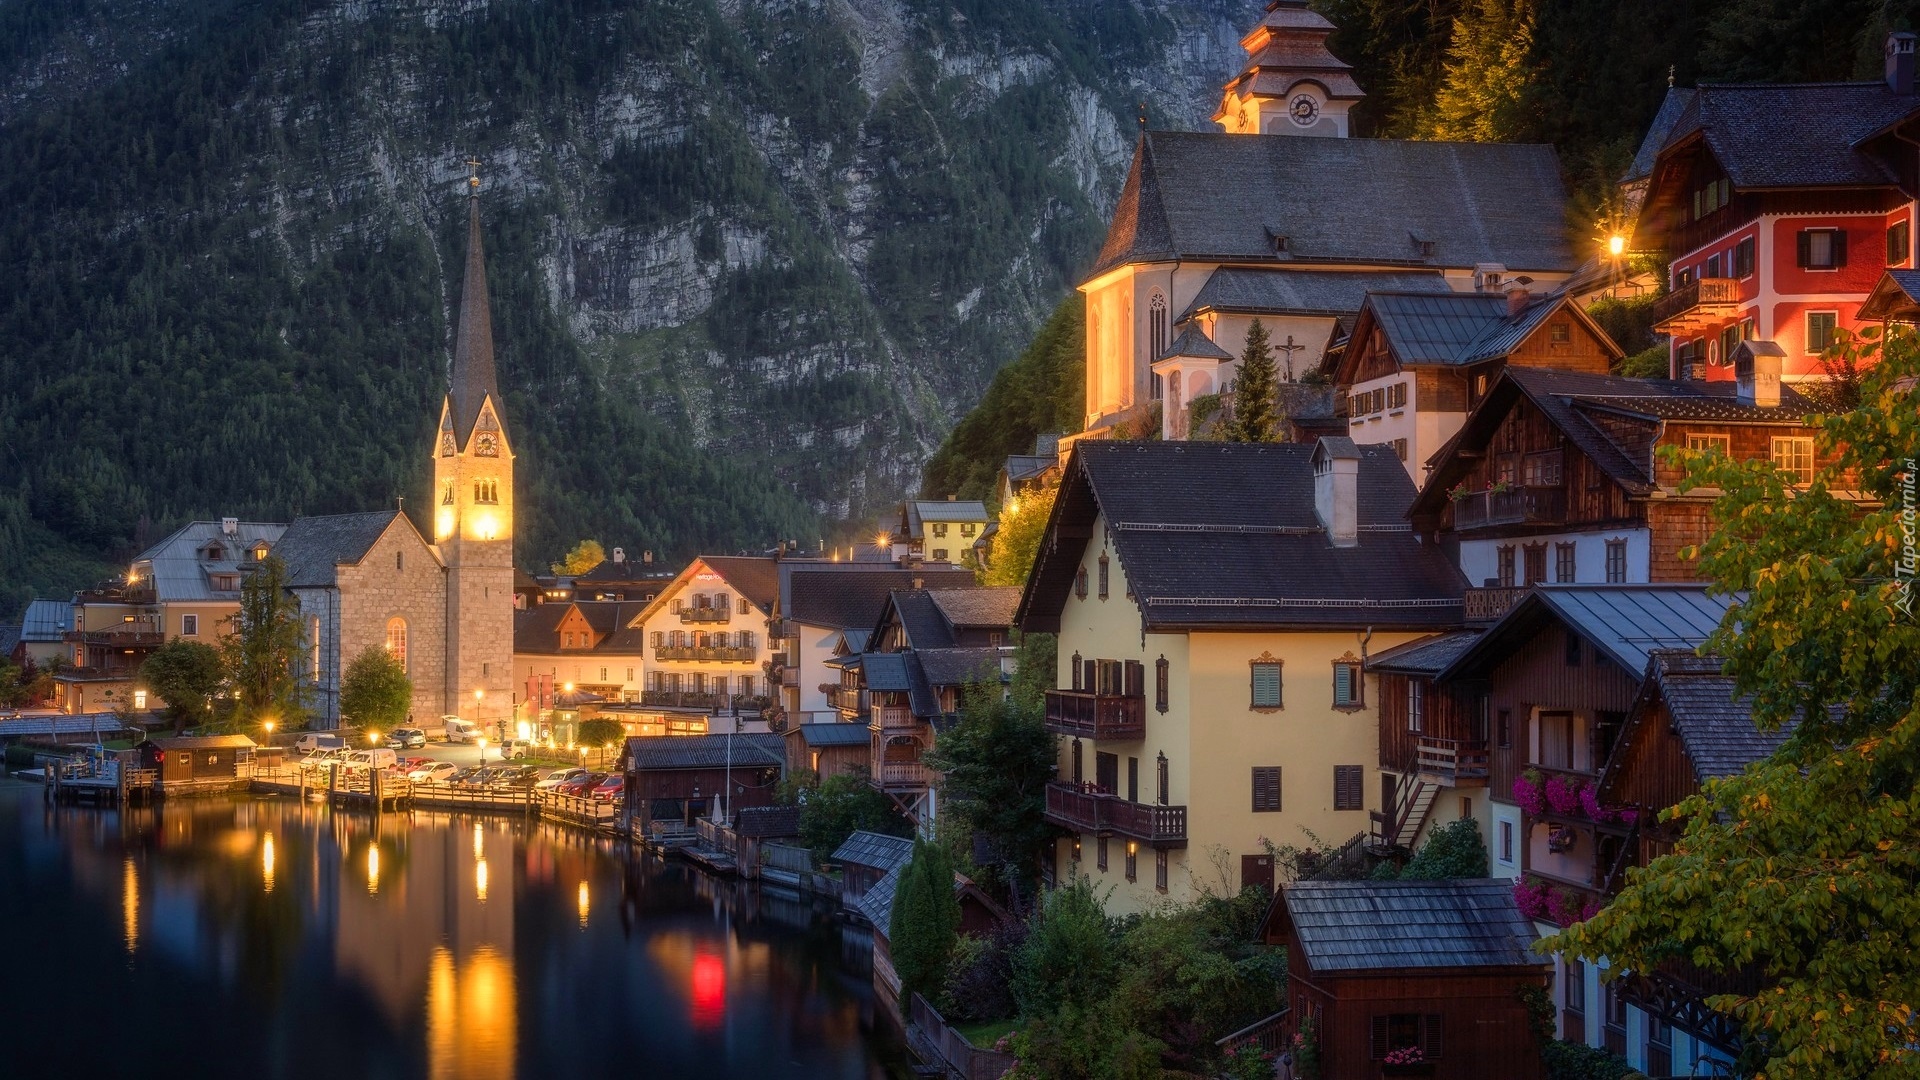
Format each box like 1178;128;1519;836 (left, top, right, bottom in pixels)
912;577;924;590
947;494;957;501
1734;341;1784;408
1889;31;1916;95
612;546;626;565
1312;437;1361;548
221;517;238;536
1505;282;1531;317
642;549;653;565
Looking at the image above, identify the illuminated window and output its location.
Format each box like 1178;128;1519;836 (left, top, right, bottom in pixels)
386;617;408;673
474;479;499;504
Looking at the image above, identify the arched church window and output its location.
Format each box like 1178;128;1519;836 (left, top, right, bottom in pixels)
442;482;455;505
1149;293;1169;360
386;617;408;673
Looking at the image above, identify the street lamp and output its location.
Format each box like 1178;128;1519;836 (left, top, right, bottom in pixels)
368;731;380;746
1607;233;1626;258
478;737;489;764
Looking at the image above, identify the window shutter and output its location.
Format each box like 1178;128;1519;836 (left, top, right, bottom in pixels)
1832;229;1848;267
1251;766;1282;812
1125;660;1144;698
1371;1015;1389;1059
1083;658;1098;694
1335;765;1363;810
1423;1014;1443;1059
1251;663;1282;707
1334;664;1352;705
1796;230;1812;268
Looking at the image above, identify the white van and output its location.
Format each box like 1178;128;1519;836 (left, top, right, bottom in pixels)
443;717;482;744
294;733;346;754
339;748;398;772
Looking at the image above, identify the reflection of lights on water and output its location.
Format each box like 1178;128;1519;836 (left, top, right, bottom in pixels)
262;832;276;893
475;858;489;902
366;843;380;895
576;880;589;929
690;951;725;1031
472;822;484;860
121;857;138;954
426;945;516;1080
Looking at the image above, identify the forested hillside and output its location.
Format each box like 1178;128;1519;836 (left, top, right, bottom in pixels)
0;0;1263;610
923;0;1919;500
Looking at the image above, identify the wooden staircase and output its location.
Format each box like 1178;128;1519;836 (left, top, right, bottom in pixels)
1369;771;1439;852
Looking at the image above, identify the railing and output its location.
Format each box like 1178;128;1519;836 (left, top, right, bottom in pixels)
1216;1008;1293;1057
1416;736;1490;785
1449;486;1567;529
64;629;164;647
653;645;755;662
1043;690;1146;740
1650;277;1740;327
909;994;1017;1080
640;690;719;710
1464;585;1527;623
870;705;920;732
1043;781;1187;846
877;761;930;788
827;685;866;714
678;607;731;624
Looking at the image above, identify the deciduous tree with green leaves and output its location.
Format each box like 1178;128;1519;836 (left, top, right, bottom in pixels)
1543;326;1920;1079
797;769;911;860
550;539;606;576
140;638;225;731
925;686;1057;897
338;645;410;731
891;837;961;1003
221;556;309;727
1224;318;1281;444
576;717;624;752
983;483;1055;588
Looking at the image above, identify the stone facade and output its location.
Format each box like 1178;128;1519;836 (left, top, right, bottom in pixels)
296;516;450;727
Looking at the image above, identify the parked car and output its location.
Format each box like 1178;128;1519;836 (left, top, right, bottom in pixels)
496;739;533;760
442;717;481;744
339;748;399;772
590;774;625;802
448;766;486;785
489;765;539;788
397;756;432;772
558;771;603;798
294;733;346;754
536;767;587;791
386;728;427;750
301;748;347;769
407;761;458;784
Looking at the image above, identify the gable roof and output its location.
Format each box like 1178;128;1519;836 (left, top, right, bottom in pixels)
143;734;257;750
1347;290;1620;373
904;500;991;538
0;624;20;658
860;652;913;692
786;567;974;631
21;599;71;641
1438;585;1734;682
126;520;290;603
1657;82;1920;190
1635;650;1795;782
1280;879;1546;973
1155;321;1235;363
1091;131;1574;278
1366;630;1483;675
831;829;915;873
1017;441;1465;633
621;732;784;771
915;647;1005;688
1859;269;1920;321
1180;267;1448;324
792;722;872;748
1625;86;1697;184
698;557;780;611
274;512;415;589
926;587;1020;630
880;589;959;649
513;602;649;655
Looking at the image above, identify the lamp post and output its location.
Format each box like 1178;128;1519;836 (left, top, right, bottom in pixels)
478;737;488;765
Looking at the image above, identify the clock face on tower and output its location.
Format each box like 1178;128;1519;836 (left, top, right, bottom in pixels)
475;431;499;457
1289;94;1320;127
440;432;456;457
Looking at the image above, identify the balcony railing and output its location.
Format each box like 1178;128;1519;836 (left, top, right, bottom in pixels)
876;761;930;789
1043;781;1188;848
1464;586;1527;624
653;645;755;662
826;686;866;714
871;705;920;733
679;607;731;624
1449;486;1566;530
639;690;719;710
1043;690;1146;741
1416;736;1489;786
64;629;165;648
1650;277;1740;330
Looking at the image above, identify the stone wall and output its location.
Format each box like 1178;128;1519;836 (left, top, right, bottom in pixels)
309;517;451;728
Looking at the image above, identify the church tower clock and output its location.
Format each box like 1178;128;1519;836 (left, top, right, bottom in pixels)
433;164;515;730
1213;0;1364;137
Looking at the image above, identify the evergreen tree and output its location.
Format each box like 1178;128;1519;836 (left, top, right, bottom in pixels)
338;645;411;731
221;555;309;726
1224;319;1280;444
889;837;961;1003
140;638;226;732
1419;0;1541;142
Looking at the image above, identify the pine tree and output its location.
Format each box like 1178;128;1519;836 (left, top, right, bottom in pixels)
221;555;310;727
889;837;961;1003
1225;319;1280;443
1419;0;1541;142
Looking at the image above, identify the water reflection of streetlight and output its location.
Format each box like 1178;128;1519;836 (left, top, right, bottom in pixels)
475;858;489;903
121;857;139;954
366;843;380;895
472;822;485;860
577;880;590;929
262;833;276;893
478;737;488;764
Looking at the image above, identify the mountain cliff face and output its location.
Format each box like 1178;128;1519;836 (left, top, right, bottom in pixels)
0;0;1257;607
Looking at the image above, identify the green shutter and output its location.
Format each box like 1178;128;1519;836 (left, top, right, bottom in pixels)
1251;663;1282;707
1334;664;1352;705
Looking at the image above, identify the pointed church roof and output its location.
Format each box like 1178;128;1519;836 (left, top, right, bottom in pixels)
448;192;499;443
1220;0;1363;108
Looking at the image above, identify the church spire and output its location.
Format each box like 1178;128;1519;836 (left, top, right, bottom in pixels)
448;161;498;444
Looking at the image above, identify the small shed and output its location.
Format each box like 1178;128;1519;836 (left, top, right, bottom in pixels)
138;734;256;784
621;732;784;826
832;829;915;917
785;721;870;778
1264;879;1550;1079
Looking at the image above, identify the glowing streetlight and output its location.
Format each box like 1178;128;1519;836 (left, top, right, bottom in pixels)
263;720;275;742
368;731;381;746
478;737;489;764
875;530;891;551
1607;233;1626;258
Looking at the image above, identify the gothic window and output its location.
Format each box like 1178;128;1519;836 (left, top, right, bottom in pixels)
1149;293;1169;360
386;617;408;673
442;482;455;505
1075;568;1088;599
1097;554;1110;599
473;479;499;504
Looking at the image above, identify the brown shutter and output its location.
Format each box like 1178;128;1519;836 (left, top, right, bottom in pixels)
1335;765;1363;811
1124;660;1144;697
1371;1015;1389;1059
1251;766;1282;812
1796;230;1812;268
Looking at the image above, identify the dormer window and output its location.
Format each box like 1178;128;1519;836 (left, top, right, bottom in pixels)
252;543;269;561
205;545;226;562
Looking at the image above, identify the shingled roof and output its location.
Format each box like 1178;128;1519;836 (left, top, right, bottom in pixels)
622;732;784;771
1155;321;1234;362
1181;267;1448;324
786;567;974;631
1636;650;1795;781
1656;82;1920;189
700;556;780;611
1279;879;1546;973
274;512;411;589
1091;132;1574;277
1859;269;1920;321
915;647;1005;688
927;587;1020;630
832;829;915;873
1366;630;1482;675
1018;441;1465;633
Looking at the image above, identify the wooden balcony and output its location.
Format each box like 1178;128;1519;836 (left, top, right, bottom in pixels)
65;629;164;648
1044;781;1188;848
679;607;731;624
653;645;755;662
1043;690;1146;741
876;760;930;789
1416;736;1489;786
1449;486;1567;530
638;690;719;710
826;685;865;714
870;705;920;733
1651;277;1741;332
1464;585;1526;624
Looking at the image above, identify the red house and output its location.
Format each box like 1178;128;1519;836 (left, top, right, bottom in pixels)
1630;31;1920;381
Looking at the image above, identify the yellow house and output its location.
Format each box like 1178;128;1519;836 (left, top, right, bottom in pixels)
1015;438;1467;914
617;556;782;735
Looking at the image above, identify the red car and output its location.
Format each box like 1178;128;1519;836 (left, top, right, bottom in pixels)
558;771;603;798
590;775;624;802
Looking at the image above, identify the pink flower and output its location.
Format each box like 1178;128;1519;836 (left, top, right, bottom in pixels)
1545;774;1583;816
1512;773;1548;816
1578;784;1608;822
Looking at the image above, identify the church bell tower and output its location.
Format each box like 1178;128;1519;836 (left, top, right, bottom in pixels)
1214;0;1363;137
433;163;515;729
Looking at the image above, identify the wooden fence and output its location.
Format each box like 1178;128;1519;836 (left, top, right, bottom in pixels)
909;993;1016;1080
1216;1007;1293;1057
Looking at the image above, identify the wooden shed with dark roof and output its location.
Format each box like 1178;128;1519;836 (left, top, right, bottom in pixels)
1264;878;1550;1079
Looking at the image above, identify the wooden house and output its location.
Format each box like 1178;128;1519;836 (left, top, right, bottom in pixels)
784;721;869;779
1364;631;1485;852
1263;879;1549;1079
137;734;255;784
620;732;784;828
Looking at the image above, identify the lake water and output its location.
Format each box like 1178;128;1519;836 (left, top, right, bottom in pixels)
0;785;908;1079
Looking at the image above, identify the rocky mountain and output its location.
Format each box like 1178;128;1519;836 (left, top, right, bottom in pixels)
0;0;1259;608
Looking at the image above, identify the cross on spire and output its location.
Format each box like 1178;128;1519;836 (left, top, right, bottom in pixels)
466;157;482;193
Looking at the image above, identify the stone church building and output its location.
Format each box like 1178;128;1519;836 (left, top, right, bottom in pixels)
278;180;517;730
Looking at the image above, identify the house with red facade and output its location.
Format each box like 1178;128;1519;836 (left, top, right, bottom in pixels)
1631;32;1920;380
